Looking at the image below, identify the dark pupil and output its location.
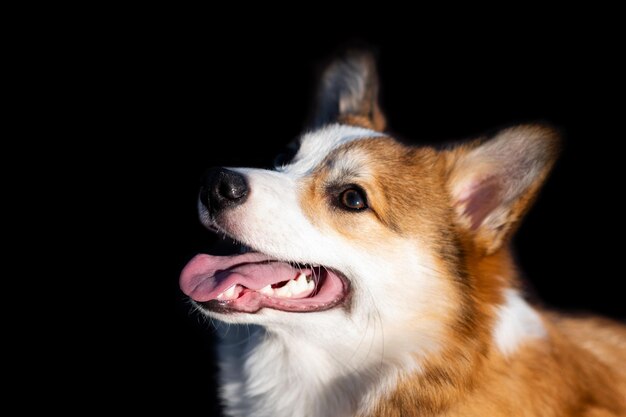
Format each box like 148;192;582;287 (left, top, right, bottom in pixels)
343;190;364;209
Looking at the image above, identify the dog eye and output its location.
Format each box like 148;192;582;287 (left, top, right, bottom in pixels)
339;188;368;211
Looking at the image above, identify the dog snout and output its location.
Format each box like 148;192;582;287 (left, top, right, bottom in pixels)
200;168;249;215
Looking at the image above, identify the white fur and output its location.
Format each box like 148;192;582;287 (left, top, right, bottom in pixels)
200;125;452;417
217;325;421;417
277;124;383;176
212;235;446;417
493;289;546;356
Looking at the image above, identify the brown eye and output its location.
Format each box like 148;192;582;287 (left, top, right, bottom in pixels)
339;188;368;211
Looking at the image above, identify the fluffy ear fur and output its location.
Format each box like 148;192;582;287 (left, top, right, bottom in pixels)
446;125;561;255
312;51;386;131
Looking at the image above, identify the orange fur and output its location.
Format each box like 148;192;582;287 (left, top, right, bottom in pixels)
362;250;626;416
188;51;625;417
301;130;625;416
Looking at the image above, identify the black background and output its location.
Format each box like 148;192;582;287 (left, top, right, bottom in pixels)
110;28;624;416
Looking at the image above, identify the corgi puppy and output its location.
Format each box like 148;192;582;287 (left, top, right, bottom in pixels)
180;52;626;417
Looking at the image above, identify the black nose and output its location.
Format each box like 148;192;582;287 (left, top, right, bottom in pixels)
200;168;249;215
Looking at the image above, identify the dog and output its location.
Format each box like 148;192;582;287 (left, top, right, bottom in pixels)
180;52;626;417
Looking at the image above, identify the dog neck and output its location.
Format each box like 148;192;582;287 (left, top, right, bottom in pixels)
217;322;422;417
215;248;551;417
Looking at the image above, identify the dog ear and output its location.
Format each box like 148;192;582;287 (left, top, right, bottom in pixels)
446;125;561;255
312;51;386;131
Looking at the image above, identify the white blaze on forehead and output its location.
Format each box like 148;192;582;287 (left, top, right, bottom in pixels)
281;124;384;177
493;289;547;356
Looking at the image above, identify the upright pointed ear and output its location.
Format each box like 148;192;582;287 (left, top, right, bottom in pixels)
312;51;386;131
446;125;561;255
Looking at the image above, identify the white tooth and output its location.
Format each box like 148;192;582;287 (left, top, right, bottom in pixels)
272;273;314;299
297;276;309;294
296;273;307;284
274;284;292;298
285;273;307;297
217;284;238;300
225;285;236;298
287;278;299;291
259;284;274;296
292;282;300;292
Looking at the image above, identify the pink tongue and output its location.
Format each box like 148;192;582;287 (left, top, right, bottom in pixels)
180;253;302;302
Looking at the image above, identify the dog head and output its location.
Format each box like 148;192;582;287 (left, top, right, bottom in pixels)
180;52;559;362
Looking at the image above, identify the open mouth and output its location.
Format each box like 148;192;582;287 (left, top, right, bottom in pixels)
179;251;350;314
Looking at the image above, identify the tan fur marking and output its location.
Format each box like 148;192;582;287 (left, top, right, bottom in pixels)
363;292;626;417
300;138;450;244
295;127;625;417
